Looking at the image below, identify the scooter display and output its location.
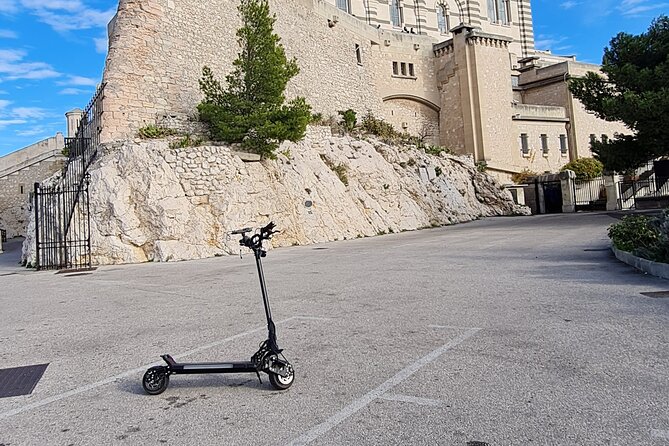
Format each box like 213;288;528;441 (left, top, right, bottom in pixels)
142;222;294;395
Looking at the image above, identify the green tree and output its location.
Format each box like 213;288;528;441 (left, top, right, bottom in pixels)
197;0;311;158
568;15;669;172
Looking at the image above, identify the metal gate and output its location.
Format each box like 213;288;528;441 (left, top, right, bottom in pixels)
618;176;669;210
33;83;103;271
574;177;607;211
33;176;91;271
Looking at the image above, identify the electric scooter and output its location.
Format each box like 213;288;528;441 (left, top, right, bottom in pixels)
142;222;295;395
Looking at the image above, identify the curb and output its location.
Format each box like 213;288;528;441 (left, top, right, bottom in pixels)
611;245;669;280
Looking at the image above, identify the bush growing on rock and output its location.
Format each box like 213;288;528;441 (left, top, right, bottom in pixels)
197;0;311;159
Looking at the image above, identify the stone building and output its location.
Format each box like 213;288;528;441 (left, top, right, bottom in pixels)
0;110;82;238
93;0;626;181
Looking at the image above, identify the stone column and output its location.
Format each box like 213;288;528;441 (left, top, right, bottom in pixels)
605;174;622;211
560;169;576;213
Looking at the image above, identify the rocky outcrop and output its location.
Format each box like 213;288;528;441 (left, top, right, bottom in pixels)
23;127;529;266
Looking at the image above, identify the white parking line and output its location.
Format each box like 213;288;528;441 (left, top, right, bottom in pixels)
378;394;443;407
287;327;481;446
0;316;327;421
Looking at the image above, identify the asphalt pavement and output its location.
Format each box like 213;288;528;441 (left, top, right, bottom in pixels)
0;212;667;445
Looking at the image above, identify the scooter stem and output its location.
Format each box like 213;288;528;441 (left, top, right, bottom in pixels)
254;247;279;352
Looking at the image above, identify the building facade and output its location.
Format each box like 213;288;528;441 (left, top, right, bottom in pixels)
97;0;627;181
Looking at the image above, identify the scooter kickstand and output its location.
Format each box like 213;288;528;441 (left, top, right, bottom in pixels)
255;370;262;384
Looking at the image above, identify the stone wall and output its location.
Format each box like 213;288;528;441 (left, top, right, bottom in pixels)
22;126;527;266
0;134;66;238
101;0;440;143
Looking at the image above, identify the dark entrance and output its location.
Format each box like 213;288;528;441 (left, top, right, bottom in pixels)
538;180;563;214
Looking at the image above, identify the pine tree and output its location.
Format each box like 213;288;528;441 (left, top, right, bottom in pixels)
569;15;669;172
198;0;311;158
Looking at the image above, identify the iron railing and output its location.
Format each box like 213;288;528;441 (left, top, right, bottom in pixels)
618;176;669;210
573;177;607;211
33;83;104;270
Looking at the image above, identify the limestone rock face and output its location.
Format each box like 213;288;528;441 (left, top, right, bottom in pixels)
84;128;528;264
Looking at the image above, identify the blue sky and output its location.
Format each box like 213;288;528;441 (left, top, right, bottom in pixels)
0;0;666;157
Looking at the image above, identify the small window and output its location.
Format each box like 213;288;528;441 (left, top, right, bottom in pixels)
408;63;415;77
559;134;568;155
336;0;350;13
400;62;407;76
355;44;362;65
390;0;402;27
19;184;24;194
437;4;450;33
520;133;529;155
392;61;399;75
541;134;548;154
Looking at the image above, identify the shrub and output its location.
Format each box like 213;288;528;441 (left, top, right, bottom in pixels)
138;125;177;139
475;161;488;172
608;210;669;263
511;169;537;184
338;109;357;132
320;154;349;186
560;157;604;180
359;112;399;140
169;134;204;149
425;145;452;156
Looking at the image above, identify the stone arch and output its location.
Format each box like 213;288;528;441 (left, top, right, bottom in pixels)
382;95;441;144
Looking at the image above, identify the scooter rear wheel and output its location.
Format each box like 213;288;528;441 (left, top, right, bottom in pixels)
143;366;170;395
268;368;294;390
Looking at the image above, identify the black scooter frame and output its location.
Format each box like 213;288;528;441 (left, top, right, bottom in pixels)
142;222;294;395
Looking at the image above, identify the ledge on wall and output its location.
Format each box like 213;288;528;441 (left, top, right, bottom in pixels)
231;150;261;162
611;245;669;280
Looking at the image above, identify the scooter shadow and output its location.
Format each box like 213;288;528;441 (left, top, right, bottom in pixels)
118;374;278;396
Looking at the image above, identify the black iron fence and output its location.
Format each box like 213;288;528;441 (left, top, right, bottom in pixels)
34;176;91;270
619;176;669;210
33;83;104;270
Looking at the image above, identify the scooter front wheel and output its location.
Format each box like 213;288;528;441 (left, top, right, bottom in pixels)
143;366;170;395
268;368;295;390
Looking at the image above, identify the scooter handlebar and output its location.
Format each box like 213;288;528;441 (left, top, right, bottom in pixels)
230;227;253;235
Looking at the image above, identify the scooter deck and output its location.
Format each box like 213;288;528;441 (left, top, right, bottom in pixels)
161;354;257;375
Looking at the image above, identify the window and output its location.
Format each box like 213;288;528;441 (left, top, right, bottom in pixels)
400;62;407;76
487;0;510;25
393;61;399;75
437;3;450;33
520;133;529;155
390;0;403;27
336;0;350;13
355;44;362;65
393;61;415;79
559;134;568;155
408;63;415;77
541;134;549;155
19;184;24;194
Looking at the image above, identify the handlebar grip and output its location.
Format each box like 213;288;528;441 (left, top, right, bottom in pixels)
230;227;252;235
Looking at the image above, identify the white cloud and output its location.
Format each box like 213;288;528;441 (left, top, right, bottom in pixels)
0;29;18;38
20;0;82;11
618;0;669;16
560;1;579;9
11;106;48;118
94;36;107;54
0;48;60;81
534;35;570;51
16;125;48;136
59;87;89;95
0;0;19;14
0;98;11;109
57;74;98;86
0;119;27;128
17;0;116;32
